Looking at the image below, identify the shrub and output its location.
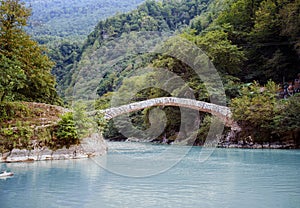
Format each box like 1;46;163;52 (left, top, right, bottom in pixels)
0;121;33;153
0;102;30;123
51;112;79;150
230;81;280;142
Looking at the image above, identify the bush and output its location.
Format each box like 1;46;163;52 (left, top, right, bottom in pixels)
0;121;33;153
278;95;300;132
230;81;280;142
50;102;101;150
0;102;30;123
51;112;79;150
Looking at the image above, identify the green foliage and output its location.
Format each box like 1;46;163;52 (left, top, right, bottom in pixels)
278;95;300;132
85;0;209;49
278;0;300;54
145;106;181;140
190;0;237;34
0;102;30;123
231;80;300;143
217;0;262;32
97;72;118;97
250;0;299;82
60;0;212;100
48;41;82;97
72;101;95;137
187;0;298;83
194;115;212;145
0;127;14;153
94;92;114;110
182;29;246;75
52;112;79;149
24;0;145;39
0;51;25;102
73;0;248;141
152;55;210;102
102;119;126;141
252;0;278;39
69;0;299;103
50;102;105;150
94;111;108;132
0;0;61;104
0;101;100;152
200;115;211;136
0;121;33;153
231;81;280;142
222;75;243;102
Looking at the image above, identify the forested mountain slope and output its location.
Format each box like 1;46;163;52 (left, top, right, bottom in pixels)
61;0;215;97
21;0;146;97
23;0;145;41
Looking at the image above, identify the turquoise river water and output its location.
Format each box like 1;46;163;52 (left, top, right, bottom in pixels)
1;142;300;208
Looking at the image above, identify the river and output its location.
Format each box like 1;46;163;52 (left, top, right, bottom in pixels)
1;142;300;208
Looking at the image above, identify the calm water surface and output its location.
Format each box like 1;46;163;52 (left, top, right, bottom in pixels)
1;142;300;208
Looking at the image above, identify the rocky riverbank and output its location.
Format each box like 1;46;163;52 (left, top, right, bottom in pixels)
0;133;107;163
123;131;299;149
217;141;297;149
0;102;108;163
217;129;299;149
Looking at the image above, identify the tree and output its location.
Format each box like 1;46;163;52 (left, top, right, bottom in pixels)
245;0;300;82
217;0;262;32
252;0;278;41
182;29;246;75
0;0;61;104
278;0;300;56
230;81;280;142
0;54;24;101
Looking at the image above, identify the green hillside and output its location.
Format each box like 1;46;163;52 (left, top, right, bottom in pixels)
23;0;145;41
59;0;213;97
21;0;147;98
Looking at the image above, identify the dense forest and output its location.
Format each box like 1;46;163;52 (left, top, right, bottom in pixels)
21;0;146;97
57;0;214;97
1;0;300;148
60;0;299;99
23;0;145;41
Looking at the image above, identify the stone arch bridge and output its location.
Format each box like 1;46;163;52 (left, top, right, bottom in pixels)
92;97;239;130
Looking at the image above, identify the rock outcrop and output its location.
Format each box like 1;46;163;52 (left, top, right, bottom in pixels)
0;133;107;163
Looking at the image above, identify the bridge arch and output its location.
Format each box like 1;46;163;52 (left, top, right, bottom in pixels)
95;97;239;129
